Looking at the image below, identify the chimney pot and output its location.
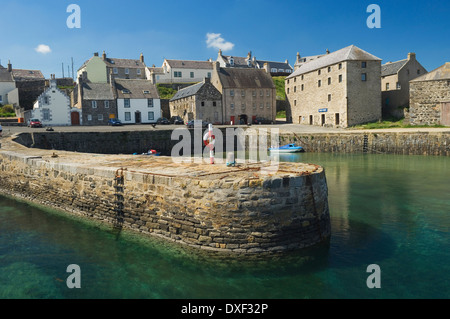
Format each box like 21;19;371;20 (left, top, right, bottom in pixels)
140;53;144;63
407;52;416;61
102;51;106;60
7;60;12;72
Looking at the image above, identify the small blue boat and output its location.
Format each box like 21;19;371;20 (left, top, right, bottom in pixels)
269;143;304;153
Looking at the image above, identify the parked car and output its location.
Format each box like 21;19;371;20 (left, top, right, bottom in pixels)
186;120;210;128
253;117;272;124
156;117;170;125
28;119;43;128
170;116;184;125
108;118;123;126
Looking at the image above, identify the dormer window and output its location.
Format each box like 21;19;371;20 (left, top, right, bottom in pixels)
143;90;150;94
122;89;131;94
230;58;234;66
247;60;251;67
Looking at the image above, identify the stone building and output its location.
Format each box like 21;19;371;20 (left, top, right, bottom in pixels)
73;73;117;126
381;53;427;118
408;62;450;126
211;62;276;125
77;51;146;84
0;62;15;106
293;50;328;71
285;45;382;128
169;78;222;124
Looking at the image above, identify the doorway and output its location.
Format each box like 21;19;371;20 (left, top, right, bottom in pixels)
239;114;248;124
321;114;326;126
71;112;80;125
135;111;141;124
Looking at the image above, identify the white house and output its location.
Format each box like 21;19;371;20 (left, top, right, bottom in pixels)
147;59;213;84
0;62;15;105
29;75;81;126
115;79;161;124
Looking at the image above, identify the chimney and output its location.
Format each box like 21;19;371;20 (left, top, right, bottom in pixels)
247;51;252;60
140;53;144;63
82;71;88;82
285;59;289;65
109;69;116;93
213;61;220;74
218;49;222;58
407;52;416;61
102;51;107;60
77;74;83;104
263;62;270;74
296;52;301;64
94;52;99;57
7;60;12;72
326;49;330;54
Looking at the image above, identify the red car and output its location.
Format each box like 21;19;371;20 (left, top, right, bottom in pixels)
28;119;43;128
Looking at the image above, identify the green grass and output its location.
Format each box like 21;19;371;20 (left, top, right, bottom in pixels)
276;111;286;119
352;118;446;129
157;84;178;99
272;76;286;100
0;113;16;118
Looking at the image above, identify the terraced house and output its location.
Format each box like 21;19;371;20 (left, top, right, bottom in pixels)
285;45;382;128
148;59;214;84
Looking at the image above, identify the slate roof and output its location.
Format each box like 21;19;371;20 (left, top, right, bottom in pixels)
217;68;275;89
104;58;145;69
287;45;381;79
255;60;293;72
0;67;14;82
381;60;408;77
411;62;450;82
12;69;45;81
170;82;204;101
81;82;115;100
221;55;252;68
115;79;160;99
165;60;213;70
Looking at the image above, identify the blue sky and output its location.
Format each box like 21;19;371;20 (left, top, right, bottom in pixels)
0;0;449;78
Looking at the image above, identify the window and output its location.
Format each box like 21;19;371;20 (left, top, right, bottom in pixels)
294;100;297;106
339;63;342;70
230;58;234;66
271;68;277;73
267;90;270;97
92;101;97;108
386;83;390;90
230;90;234;97
213;101;217;107
301;84;304;91
98;114;103;121
124;99;130;108
361;73;367;81
125;68;129;75
207;72;211;78
417;69;421;75
318;80;322;87
266;102;270;109
240;90;245;97
137;69;141;75
328;77;331;85
241;103;246;109
253;102;256;109
335;113;340;125
328;94;332;102
362;62;367;68
104;101;110;108
87;114;92;121
294;77;296;83
407;69;410;75
328;67;331;72
396;82;401;90
201;102;205;107
148;99;153;108
260;90;263;97
301;75;304;80
260;102;263;109
43;109;50;121
174;71;182;78
287;88;290;94
287;79;290;85
231;103;234;109
113;68;118;74
0;95;2;103
252;90;256;97
148;112;154;121
125;112;131;121
294;86;297;92
43;96;49;104
190;72;194;78
339;74;343;83
318;70;321;75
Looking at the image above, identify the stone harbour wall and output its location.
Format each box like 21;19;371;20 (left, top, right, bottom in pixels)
0;149;331;257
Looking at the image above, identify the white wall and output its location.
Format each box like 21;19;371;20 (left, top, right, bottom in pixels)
0;82;16;104
156;67;212;84
117;98;162;124
31;81;72;126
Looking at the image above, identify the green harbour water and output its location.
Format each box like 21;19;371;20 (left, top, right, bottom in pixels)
0;153;449;299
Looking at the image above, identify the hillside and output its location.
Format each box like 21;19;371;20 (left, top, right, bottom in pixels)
272;76;286;100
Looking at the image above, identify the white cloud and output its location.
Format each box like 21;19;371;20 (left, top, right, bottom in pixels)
206;33;234;52
35;44;51;54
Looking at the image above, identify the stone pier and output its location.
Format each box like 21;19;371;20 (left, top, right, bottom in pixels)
0;137;331;257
